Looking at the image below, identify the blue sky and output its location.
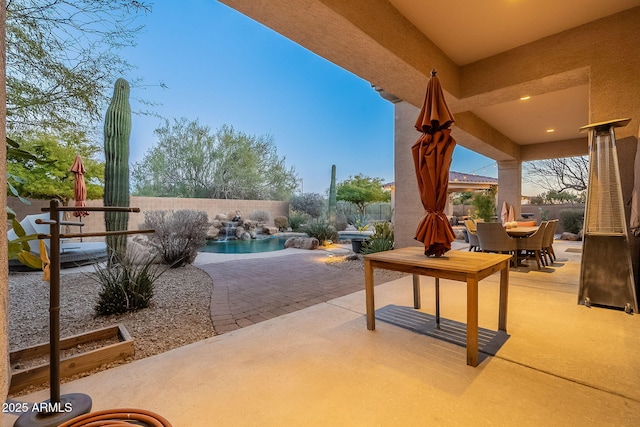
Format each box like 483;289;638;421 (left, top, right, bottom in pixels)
120;0;496;195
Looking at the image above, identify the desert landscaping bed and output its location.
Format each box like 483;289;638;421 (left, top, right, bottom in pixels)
8;264;215;396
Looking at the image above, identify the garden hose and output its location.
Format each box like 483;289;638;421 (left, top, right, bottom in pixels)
57;408;172;427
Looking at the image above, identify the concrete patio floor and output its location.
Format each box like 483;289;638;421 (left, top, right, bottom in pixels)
3;240;640;426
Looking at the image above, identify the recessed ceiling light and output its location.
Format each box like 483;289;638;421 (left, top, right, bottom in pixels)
546;128;555;133
519;95;531;101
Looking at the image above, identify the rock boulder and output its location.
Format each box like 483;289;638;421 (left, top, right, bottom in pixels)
284;237;319;250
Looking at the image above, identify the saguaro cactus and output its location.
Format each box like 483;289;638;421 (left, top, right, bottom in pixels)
103;78;131;262
328;164;337;223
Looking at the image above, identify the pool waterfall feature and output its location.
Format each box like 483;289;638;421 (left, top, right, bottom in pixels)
220;221;239;242
205;212;292;254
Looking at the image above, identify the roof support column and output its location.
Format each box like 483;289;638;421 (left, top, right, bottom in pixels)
394;101;423;249
497;160;522;221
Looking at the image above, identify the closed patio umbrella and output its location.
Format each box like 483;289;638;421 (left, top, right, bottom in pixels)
412;70;456;257
501;201;509;224
70;155;89;218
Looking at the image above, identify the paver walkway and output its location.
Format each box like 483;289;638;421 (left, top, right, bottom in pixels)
197;252;404;334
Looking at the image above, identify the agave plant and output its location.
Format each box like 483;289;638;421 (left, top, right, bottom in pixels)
361;222;395;254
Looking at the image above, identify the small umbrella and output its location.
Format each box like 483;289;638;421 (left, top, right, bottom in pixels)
501;201;509;224
412;70;456;257
508;205;515;223
69;155;89;218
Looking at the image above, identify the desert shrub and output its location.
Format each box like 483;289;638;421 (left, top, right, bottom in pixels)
274;216;289;231
290;193;325;218
143;209;210;267
249;210;270;223
560;208;584;234
302;218;337;244
334;212;348;231
288;210;309;231
362;222;394;254
93;256;166;316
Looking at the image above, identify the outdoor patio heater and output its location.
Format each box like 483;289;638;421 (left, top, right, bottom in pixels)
578;118;638;313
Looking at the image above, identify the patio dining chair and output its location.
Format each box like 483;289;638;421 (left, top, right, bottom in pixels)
516;221;548;270
464;219;480;252
541;219;558;265
476;222;517;266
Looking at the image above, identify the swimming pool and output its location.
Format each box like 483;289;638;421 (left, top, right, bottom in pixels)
201;236;289;254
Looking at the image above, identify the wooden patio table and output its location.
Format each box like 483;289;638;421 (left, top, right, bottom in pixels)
505;226;538;237
364;247;512;367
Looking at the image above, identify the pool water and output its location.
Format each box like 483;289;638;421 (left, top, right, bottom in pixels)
201;236;289;254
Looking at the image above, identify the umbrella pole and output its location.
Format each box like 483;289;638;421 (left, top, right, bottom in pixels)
435;278;440;329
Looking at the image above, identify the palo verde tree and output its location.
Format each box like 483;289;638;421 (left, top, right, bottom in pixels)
6;132;104;204
336;174;391;215
132;118;298;200
6;0;153;137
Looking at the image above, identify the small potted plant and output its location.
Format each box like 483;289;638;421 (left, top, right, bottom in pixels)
350;216;370;253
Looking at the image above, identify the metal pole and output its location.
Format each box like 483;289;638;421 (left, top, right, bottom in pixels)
435;277;440;329
15;202;153;426
49;199;61;404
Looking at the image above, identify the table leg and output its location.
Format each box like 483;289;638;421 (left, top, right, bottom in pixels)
412;274;421;309
498;260;509;332
435;277;440;329
466;276;479;367
365;258;375;330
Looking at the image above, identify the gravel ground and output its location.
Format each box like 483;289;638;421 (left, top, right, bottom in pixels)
7;253;404;396
8;264;215;396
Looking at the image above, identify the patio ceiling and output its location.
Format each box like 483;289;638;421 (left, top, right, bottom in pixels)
220;0;640;162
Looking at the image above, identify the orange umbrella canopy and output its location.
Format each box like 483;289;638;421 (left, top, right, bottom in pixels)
69;155;89;217
411;70;456;257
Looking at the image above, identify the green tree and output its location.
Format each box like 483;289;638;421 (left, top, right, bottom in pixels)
472;185;497;222
6;132;104;204
524;156;589;193
336;174;391;215
452;191;473;205
290;193;325;218
6;0;153;137
132;118;298;200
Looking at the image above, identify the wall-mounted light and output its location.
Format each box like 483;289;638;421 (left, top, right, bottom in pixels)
546;128;555;133
519;95;531;101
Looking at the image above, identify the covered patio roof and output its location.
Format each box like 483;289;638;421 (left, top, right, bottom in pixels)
219;0;640;162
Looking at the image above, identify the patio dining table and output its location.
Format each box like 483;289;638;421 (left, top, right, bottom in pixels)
506;226;538;237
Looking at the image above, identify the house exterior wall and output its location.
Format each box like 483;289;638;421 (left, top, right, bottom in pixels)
394;102;423;249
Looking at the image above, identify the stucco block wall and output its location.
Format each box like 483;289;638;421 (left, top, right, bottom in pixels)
8;197;289;236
